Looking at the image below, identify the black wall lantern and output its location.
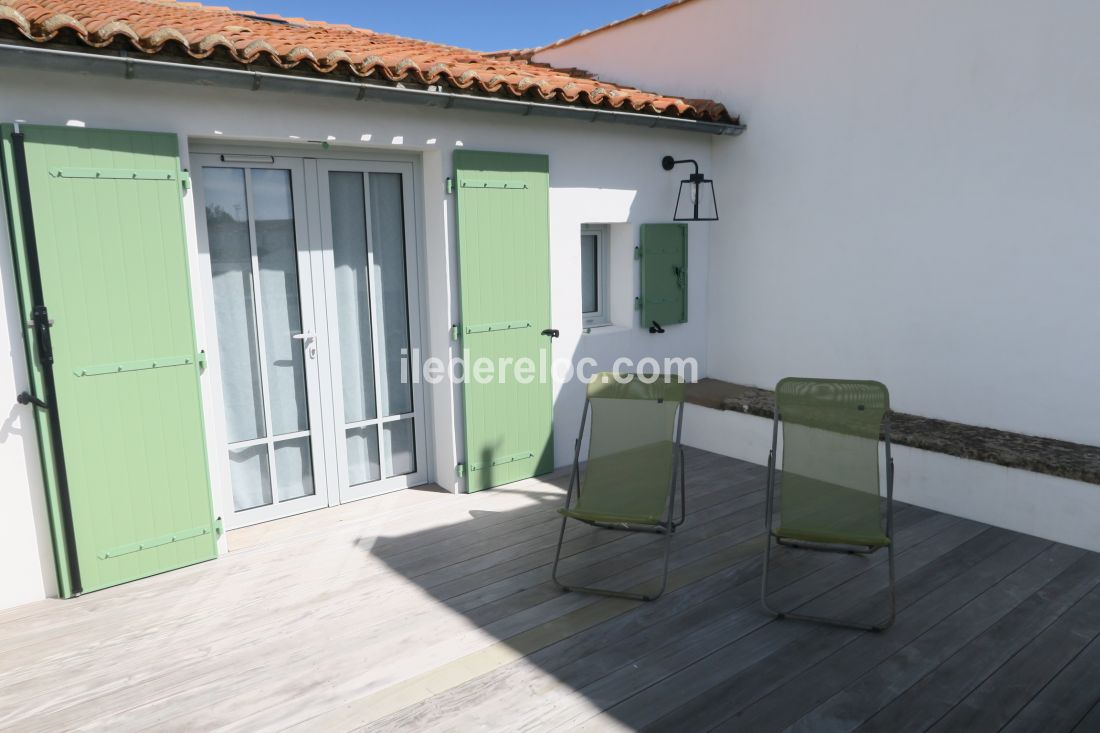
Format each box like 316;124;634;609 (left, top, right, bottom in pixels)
662;155;718;221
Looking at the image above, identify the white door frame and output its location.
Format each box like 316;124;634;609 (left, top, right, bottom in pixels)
190;148;432;529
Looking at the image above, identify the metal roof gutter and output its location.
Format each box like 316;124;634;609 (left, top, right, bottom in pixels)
0;41;746;137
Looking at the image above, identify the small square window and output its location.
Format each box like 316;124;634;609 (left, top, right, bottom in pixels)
581;225;610;328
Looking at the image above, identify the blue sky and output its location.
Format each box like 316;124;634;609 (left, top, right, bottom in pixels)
247;0;661;52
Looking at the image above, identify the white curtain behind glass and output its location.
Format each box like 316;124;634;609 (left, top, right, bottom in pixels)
203;167;265;444
252;169;309;437
330;171;377;424
369;172;413;417
275;436;314;501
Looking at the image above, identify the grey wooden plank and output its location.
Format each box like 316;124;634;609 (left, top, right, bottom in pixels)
1071;698;1100;732
926;584;1100;733
386;456;759;582
359;501;952;733
657;533;1061;733
103;473;774;733
434;465;766;609
853;556;1100;726
535;516;991;732
442;470;769;624
1;471;765;732
222;519;779;732
718;542;1085;733
586;523;1012;732
3;447;1099;733
533;506;939;679
463;481;775;626
0;453;765;726
358;459;764;626
794;552;1100;733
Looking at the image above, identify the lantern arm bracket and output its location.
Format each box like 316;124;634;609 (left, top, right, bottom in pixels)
661;156;700;176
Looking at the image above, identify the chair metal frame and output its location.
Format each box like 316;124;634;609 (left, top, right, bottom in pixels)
760;395;896;631
551;389;686;602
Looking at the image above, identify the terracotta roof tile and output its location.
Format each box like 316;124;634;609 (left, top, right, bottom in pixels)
0;0;736;124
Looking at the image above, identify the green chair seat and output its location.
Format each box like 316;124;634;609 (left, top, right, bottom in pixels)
561;440;676;526
774;476;890;547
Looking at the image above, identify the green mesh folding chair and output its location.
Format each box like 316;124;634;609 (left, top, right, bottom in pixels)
761;378;896;631
551;372;686;602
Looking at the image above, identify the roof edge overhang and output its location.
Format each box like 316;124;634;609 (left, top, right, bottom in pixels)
0;41;746;136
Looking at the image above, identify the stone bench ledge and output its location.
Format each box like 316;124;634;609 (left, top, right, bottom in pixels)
685;378;1100;486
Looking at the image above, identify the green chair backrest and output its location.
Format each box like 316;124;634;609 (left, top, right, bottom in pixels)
776;378;890;544
577;373;685;523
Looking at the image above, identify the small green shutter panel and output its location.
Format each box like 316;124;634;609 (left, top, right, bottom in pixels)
1;124;217;596
640;223;688;328
453;150;554;492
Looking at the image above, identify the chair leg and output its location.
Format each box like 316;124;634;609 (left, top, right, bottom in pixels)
760;531;778;616
884;539;897;628
761;534;895;631
550;514;570;591
672;448;687;531
554;519;674;602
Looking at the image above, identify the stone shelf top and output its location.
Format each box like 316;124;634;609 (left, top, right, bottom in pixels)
685;378;1100;486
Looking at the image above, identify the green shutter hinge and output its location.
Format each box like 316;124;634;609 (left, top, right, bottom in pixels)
446;177;454;194
634;246;642;260
456;462;466;478
180;170;191;191
450;324;461;341
214;517;224;537
197;350;207;371
634;297;642;311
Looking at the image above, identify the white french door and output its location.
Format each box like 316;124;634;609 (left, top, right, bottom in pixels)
194;153;427;527
314;161;428;503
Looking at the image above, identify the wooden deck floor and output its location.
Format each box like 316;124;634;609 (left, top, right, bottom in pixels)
3;448;1100;732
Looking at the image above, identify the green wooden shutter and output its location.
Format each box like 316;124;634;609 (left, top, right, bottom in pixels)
453;151;554;492
1;124;217;596
640;223;688;328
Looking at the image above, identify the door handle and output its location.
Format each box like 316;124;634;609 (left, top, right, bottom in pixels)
541;328;560;339
292;332;318;359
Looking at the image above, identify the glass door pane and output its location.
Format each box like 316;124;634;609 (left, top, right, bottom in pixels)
383;418;417;478
330;171;377;424
346;426;381;485
369;172;413;417
199;159;327;525
253;169;310;437
205;167;265;444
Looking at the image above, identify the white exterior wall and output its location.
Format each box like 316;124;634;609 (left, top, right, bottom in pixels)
536;0;1100;444
0;68;714;609
537;0;1100;549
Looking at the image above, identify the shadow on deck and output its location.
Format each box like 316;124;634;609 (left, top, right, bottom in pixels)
359;447;1100;731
